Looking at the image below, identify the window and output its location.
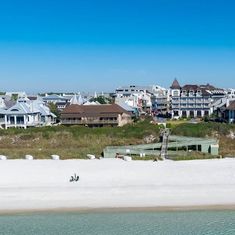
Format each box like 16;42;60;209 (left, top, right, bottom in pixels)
182;111;187;117
197;111;202;117
189;90;194;96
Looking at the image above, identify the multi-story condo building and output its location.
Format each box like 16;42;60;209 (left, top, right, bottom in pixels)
151;89;169;116
170;79;225;119
114;85;168;114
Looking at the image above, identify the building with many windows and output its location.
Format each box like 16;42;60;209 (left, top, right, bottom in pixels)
114;85;168;115
61;104;132;127
170;79;225;119
0;96;56;129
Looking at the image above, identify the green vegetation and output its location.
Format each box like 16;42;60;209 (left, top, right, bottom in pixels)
0;120;234;160
170;122;235;156
0;120;160;159
171;122;234;137
48;102;60;119
90;96;113;104
11;94;18;101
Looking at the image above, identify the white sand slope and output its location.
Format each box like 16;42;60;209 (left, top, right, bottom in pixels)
0;158;235;211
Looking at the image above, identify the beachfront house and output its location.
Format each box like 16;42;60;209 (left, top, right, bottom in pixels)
0;98;56;129
61;104;132;127
0;102;40;129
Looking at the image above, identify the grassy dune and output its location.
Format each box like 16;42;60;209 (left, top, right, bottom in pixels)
0;120;160;159
170;122;235;156
0;120;234;159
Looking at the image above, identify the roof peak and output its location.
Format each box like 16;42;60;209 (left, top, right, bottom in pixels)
170;78;181;89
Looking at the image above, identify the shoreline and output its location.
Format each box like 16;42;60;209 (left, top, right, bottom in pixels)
1;159;235;215
2;205;235;215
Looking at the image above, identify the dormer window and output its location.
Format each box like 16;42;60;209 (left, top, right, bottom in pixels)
173;90;179;96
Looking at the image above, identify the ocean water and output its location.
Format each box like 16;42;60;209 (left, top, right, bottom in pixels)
0;210;235;235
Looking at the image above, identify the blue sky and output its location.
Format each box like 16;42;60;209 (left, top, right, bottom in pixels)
0;0;235;92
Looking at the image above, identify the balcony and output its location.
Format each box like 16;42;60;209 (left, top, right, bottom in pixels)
204;100;210;104
172;99;180;104
62;119;119;125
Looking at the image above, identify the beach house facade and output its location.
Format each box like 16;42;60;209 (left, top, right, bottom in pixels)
170;79;225;119
61;104;132;127
0;98;56;129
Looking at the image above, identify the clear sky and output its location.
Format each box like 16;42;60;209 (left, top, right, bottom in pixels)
0;0;235;93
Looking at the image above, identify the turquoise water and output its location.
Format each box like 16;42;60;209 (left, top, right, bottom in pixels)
0;210;235;235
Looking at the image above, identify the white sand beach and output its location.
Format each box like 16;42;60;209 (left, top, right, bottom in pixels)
1;158;235;212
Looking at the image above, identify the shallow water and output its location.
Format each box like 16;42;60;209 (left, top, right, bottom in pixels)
0;210;235;235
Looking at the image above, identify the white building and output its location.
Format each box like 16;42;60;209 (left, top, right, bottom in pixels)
115;85;167;114
170;79;211;118
0;97;56;129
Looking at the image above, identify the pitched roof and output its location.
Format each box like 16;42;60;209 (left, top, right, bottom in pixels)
200;83;216;90
227;100;235;110
182;85;199;91
70;94;80;105
181;84;211;96
116;102;136;112
4;100;16;109
61;104;130;118
0;102;38;115
43;94;68;100
170;79;181;89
